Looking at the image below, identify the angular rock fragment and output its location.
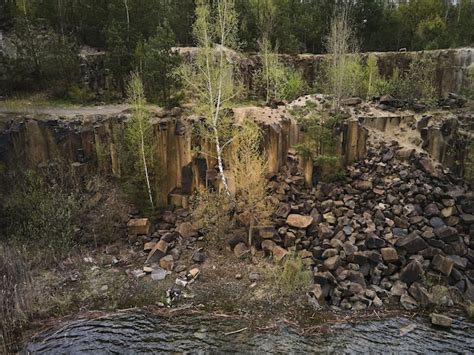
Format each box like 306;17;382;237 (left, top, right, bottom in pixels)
430;313;452;328
286;214;313;229
431;254;454;276
127;218;151;236
400;260;424;284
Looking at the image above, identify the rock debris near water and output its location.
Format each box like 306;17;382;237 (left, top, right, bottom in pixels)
254;139;473;311
126;136;473;313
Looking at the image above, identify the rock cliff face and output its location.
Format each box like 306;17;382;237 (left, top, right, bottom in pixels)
279;48;474;98
65;47;474;100
177;47;474;98
0;106;368;207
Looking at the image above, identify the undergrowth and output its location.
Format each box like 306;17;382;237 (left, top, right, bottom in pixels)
267;253;312;296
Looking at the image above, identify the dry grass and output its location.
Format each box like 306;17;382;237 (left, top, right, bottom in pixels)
266;253;312;296
0;246;35;353
465;302;474;319
0;93;78;112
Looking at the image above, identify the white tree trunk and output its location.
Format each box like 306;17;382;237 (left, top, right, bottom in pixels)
139;121;154;209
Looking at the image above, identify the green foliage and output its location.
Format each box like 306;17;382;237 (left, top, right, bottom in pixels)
121;73;157;212
105;20;132;97
267;253;312;296
1;0;474;99
325;5;360;111
190;189;231;247
178;0;240;198
391;56;437;105
1;16;80;96
68;84;94;104
0;167;80;253
140;21;182;108
232;119;272;244
254;37;306;103
279;67;306;101
293;103;342;180
364;54;391;99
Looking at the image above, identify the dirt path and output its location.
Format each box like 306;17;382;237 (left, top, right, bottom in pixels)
0;104;130;117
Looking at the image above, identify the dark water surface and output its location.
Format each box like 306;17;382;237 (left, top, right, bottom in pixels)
24;312;474;354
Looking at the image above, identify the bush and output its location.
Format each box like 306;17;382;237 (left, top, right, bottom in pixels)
391;57;437;105
293;104;342;181
1;167;80;255
279;68;306;101
0;164;128;254
364;54;391;99
190;189;231;247
267;253;312;296
253;38;306;103
68;84;95;104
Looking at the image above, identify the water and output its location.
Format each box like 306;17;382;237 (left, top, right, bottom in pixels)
24;312;474;354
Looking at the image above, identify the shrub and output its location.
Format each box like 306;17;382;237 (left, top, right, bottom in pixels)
190;189;231;247
254;38;306;103
68;84;94;104
267;253;312;296
364;54;391;99
279;68;306;101
1;167;80;255
293;103;343;182
391;56;437;105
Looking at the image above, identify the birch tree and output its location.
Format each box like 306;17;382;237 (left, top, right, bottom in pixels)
178;0;240;198
326;4;357;113
251;0;277;103
126;73;155;210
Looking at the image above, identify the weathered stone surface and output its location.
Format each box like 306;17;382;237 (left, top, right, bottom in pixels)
434;226;458;242
176;222;197;238
273;246;289;262
430;313;453;328
354;180;373;191
322;248;339;259
259;226;277;239
151;267;169;281
146;240;169;263
431;285;453;307
286;214;313;229
431;254;454;275
395;233;428;253
324;255;341;271
192;249;206;263
234;242;248;258
400;260;424;284
159;255;175;271
366;235;386;249
408;282;433;308
400;292;419;310
381;247;399;263
127;218;151;236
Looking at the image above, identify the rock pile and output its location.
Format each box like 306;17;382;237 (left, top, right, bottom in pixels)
127;209;201;281
262;140;473;311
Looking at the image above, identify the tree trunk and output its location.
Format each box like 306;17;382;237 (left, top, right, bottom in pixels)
139;118;154;210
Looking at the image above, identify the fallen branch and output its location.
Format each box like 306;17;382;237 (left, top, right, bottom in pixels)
224;327;248;336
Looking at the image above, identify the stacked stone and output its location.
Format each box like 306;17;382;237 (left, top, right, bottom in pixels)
263;141;473;310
